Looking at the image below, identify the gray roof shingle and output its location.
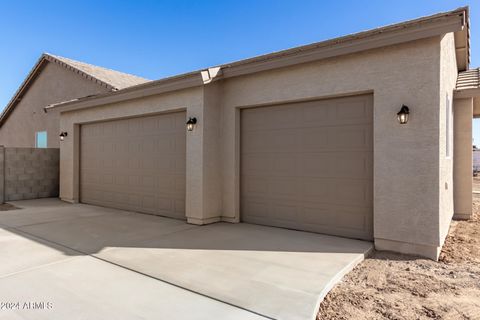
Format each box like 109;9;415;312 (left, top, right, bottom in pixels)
45;53;149;90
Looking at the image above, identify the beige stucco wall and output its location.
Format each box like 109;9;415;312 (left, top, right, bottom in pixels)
438;33;458;248
221;36;443;259
57;87;208;223
0;62;108;148
200;82;223;223
453;98;473;220
57;34;453;259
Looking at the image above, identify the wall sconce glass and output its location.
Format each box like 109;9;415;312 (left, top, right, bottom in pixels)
397;105;410;124
59;132;68;141
186;117;197;131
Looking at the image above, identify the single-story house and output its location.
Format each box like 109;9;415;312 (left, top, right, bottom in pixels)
0;53;149;148
2;7;477;260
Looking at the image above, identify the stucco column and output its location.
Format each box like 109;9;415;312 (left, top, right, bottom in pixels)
58;118;77;203
453;98;473;219
186;83;222;224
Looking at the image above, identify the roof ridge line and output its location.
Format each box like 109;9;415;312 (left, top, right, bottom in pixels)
43;53;117;90
45;53;148;81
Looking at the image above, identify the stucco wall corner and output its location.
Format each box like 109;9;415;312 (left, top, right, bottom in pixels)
438;32;459;246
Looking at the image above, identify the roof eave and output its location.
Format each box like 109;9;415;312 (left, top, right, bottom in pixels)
453;7;470;71
0;53;131;127
0;55;48;127
223;12;466;78
454;88;480;99
45;72;203;113
47;7;468;114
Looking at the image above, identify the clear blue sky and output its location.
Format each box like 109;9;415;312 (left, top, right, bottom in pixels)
1;1;479;142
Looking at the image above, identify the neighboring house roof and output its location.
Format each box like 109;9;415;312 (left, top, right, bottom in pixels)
45;54;149;90
455;69;480;117
47;7;469;113
456;68;479;91
0;53;149;127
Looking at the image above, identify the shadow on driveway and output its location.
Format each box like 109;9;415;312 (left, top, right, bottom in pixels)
0;198;372;320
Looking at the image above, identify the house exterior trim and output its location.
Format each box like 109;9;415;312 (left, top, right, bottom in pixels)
46;7;468;114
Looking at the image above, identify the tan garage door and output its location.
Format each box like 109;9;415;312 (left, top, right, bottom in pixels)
80;112;186;219
241;94;373;240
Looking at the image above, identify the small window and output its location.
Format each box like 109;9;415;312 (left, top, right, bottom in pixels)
35;131;47;148
446;94;453;158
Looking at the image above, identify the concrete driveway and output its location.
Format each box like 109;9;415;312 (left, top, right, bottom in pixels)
0;199;372;320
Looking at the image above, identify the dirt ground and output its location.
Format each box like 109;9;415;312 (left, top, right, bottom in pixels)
318;191;480;319
473;177;480;193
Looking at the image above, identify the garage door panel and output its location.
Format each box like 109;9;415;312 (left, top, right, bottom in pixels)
270;202;299;222
154;134;178;152
141;138;155;152
242;146;372;178
175;135;187;151
302;103;330;123
81;172;97;184
301;153;370;178
127;194;142;208
175;176;186;194
242;200;270;219
241;154;273;174
330;154;370;177
243;179;371;205
327;180;370;206
242;130;300;153
175;199;185;214
142;196;156;211
271;155;301;175
243;106;301;131
301;127;371;151
242;176;269;195
243;154;302;177
335;99;370;120
157;197;174;211
101;174;114;185
141;176;155;188
300;128;330;150
156;156;176;172
300;205;371;234
114;175;128;186
301;154;332;177
80;112;186;219
333;126;372;148
241;94;373;240
175;158;186;173
156;116;176;132
268;177;300;197
157;175;176;192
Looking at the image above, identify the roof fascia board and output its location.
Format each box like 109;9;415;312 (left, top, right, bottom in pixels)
0;57;48;126
47;73;203;113
0;53;123;127
47;9;466;113
454;88;480;99
222;16;464;78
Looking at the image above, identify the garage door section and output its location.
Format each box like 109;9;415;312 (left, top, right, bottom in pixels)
80;112;186;219
241;95;373;240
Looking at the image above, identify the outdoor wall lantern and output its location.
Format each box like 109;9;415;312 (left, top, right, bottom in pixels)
397;105;410;124
186;117;197;131
59;132;68;141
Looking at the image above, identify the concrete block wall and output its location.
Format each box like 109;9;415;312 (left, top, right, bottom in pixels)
0;147;59;202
